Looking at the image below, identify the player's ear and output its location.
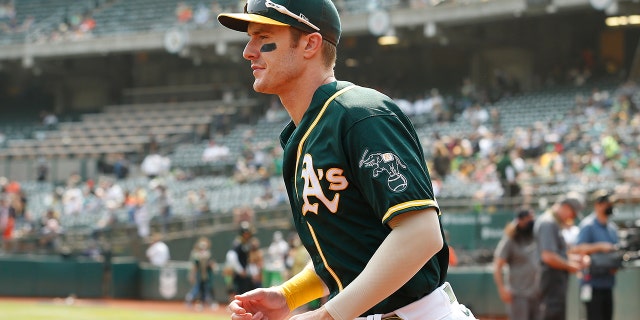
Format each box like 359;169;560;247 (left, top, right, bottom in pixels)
302;32;323;59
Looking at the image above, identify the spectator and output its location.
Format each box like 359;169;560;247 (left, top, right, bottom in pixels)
225;222;256;296
175;2;193;23
79;12;96;33
534;194;585;320
124;187;142;224
572;190;620;320
41;111;59;129
196;188;210;215
233;205;254;226
36;157;49;182
146;232;170;267
0;15;32;34
496;149;521;198
39;209;63;250
2;203;15;252
193;2;210;26
262;231;289;287
247;237;263;290
462;103;489;129
202;139;231;163
429;88;447;122
133;191;151;239
493;209;540;320
0;195;9;235
92;200;118;239
140;153;171;179
113;154;130;180
151;184;172;235
186;236;218;311
4;179;20;194
0;0;15;20
432;142;451;179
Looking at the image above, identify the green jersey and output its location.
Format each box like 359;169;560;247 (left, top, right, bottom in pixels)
279;81;449;315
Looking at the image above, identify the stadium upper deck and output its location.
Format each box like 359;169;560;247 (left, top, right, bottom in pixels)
0;0;633;60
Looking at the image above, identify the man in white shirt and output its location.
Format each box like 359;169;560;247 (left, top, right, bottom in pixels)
146;233;170;267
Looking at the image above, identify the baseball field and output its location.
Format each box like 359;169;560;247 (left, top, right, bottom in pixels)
0;298;230;320
0;298;506;320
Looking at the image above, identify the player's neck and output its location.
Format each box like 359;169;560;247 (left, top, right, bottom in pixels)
280;73;336;126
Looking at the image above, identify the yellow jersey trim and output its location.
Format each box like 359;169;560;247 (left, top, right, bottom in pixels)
307;222;344;291
382;199;440;222
294;85;356;197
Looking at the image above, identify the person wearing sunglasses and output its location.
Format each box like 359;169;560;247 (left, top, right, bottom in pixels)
218;1;476;319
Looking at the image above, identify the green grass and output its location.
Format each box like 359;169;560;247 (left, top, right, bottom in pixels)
0;300;229;320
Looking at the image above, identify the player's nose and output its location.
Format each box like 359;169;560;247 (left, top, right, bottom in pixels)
243;39;260;61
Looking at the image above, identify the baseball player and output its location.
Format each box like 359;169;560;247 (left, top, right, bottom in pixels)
218;1;476;319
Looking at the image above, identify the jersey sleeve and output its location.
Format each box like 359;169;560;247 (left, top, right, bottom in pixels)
343;114;438;225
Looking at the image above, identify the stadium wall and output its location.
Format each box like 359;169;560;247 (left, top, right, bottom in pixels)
1;254;639;318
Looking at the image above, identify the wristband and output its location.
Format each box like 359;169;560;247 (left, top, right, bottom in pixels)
279;267;325;311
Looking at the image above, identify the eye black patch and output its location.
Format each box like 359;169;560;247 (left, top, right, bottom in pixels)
260;43;277;52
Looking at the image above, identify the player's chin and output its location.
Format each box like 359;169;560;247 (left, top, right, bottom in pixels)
252;79;264;92
252;81;273;95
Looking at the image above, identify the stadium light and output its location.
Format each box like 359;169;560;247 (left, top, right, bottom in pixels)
606;15;640;27
378;35;399;46
378;28;399;46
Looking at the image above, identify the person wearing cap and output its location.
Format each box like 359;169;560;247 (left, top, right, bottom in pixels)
534;194;585;320
572;190;619;320
217;1;475;320
226;222;258;296
492;208;540;320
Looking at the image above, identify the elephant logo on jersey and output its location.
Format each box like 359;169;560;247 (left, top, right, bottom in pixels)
300;154;349;216
359;149;408;192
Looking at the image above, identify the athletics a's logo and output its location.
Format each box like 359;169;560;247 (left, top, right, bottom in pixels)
300;154;348;216
359;149;408;192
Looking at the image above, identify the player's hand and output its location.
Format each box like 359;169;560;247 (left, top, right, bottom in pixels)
567;260;583;273
229;287;290;320
498;287;512;304
288;306;334;320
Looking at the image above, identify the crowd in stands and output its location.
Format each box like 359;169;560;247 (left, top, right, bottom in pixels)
0;0;33;35
0;127;288;256
0;0;493;41
47;10;97;42
0;0;100;42
421;79;640;206
1;71;639;264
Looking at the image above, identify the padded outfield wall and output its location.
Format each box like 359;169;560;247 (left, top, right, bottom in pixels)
1;255;639;319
